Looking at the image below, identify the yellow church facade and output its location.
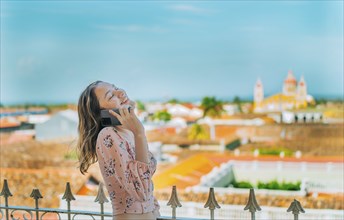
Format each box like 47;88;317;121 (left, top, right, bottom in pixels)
254;71;314;113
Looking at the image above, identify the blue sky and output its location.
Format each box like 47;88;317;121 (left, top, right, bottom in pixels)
1;1;343;104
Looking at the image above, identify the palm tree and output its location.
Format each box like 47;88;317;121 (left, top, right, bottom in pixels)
200;96;224;118
187;123;209;143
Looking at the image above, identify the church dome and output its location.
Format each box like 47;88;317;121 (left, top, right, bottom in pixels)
284;70;297;84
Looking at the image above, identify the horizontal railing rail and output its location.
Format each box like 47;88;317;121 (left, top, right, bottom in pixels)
0;205;113;219
0;179;306;220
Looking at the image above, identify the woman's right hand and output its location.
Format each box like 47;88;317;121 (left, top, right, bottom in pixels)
109;107;144;135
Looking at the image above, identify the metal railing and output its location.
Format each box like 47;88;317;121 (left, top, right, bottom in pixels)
0;179;305;220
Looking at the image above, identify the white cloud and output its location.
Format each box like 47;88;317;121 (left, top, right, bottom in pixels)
169;4;210;14
94;24;168;33
16;56;40;74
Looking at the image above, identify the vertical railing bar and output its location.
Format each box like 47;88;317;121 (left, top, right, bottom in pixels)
94;183;109;220
35;194;39;220
4;195;9;220
166;186;182;219
30;188;43;220
62;182;76;220
204;187;220;220
67;200;71;220
294;214;298;220
35;197;39;220
0;180;13;220
4;196;9;220
100;203;104;220
244;188;261;220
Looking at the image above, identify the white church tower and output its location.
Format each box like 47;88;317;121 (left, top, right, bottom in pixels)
254;78;264;112
296;75;308;108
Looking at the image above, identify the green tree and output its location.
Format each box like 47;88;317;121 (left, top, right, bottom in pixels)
152;110;171;122
187;123;209;142
166;98;180;104
233;96;243;113
315;98;327;105
136;100;146;111
200;96;224;118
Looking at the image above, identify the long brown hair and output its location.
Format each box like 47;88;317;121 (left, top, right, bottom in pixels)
77;81;103;174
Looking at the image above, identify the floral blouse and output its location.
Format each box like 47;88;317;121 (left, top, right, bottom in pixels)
96;126;160;216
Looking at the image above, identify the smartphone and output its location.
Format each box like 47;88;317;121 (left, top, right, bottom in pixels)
100;107;131;127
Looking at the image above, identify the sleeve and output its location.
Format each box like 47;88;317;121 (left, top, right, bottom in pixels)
148;151;157;175
96;127;153;202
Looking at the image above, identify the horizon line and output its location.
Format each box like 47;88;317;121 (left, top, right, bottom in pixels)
1;93;343;106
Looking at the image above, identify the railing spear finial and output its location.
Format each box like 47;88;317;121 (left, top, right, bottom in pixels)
30;189;43;201
95;182;109;220
30;188;43;220
244;188;261;220
0;179;13;220
62;182;76;220
62;182;76;202
95;182;109;204
204;187;221;220
0;179;13;198
287;199;305;220
167;185;182;219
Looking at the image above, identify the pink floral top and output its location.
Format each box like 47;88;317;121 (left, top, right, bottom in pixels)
96;126;160;216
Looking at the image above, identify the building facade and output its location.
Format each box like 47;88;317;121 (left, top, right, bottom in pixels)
254;70;313;113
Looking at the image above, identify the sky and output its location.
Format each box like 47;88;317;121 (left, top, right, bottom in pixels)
1;1;343;105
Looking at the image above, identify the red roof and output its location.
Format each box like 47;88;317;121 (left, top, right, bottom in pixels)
284;78;297;83
0;118;20;128
181;103;196;109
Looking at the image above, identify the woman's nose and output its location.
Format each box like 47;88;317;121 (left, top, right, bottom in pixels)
116;90;125;97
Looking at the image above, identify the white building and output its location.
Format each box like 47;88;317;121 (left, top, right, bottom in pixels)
270;111;324;124
144;102;166;114
254;71;314;113
35;109;78;141
223;104;240;115
166;103;203;118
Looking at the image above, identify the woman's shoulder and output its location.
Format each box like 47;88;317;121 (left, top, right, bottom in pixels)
97;126;130;141
97;127;134;151
97;127;121;149
97;127;118;141
99;126;117;136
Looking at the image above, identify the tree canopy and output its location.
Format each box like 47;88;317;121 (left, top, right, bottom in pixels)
200;96;224;118
187;123;209;142
152;110;172;122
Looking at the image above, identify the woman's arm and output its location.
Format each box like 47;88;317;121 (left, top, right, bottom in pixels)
133;132;149;164
109;107;149;163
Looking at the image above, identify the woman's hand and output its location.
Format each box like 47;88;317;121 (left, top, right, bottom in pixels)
109;107;144;135
98;86;149;163
110;107;149;163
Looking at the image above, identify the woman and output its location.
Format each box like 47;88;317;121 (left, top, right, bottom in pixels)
77;81;160;220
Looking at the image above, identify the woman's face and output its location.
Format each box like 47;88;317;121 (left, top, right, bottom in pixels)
94;82;132;110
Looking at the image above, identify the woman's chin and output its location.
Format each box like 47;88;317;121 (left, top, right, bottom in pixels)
122;103;134;110
128;100;136;109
